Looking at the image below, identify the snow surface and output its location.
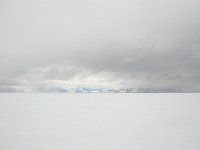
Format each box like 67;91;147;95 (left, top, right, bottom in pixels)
0;94;200;150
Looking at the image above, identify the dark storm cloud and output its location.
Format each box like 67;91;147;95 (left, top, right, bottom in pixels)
0;0;200;92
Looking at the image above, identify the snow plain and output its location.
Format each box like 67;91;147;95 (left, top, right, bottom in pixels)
0;94;200;150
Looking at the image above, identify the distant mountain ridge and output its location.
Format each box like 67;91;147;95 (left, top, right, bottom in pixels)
58;87;183;93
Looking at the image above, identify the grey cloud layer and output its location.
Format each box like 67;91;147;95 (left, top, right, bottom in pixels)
0;0;200;92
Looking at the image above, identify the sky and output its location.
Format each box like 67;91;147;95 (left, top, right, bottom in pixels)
0;0;200;92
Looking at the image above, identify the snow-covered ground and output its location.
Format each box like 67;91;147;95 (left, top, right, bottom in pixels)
0;94;200;150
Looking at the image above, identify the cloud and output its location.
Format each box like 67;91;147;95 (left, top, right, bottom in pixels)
0;0;200;92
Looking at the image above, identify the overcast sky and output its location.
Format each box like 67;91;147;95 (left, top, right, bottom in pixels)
0;0;200;92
